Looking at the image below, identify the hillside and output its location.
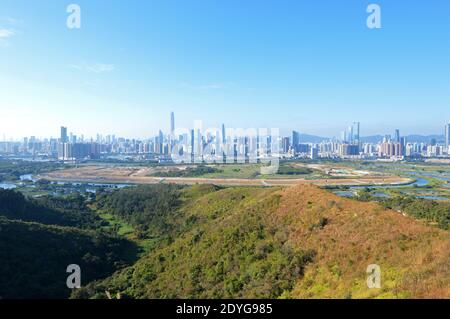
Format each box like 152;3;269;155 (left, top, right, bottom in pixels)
73;184;450;299
0;217;137;299
0;189;138;299
275;185;450;298
0;189;105;229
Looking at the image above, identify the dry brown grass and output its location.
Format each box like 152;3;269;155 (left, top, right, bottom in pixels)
272;184;450;298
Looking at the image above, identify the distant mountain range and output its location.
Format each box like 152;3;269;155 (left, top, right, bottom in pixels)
299;134;445;144
360;135;445;144
298;134;329;143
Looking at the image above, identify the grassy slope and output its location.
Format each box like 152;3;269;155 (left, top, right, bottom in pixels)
275;185;450;298
0;217;137;299
74;184;450;299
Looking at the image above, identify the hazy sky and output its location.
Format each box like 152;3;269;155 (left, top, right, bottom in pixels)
0;0;449;140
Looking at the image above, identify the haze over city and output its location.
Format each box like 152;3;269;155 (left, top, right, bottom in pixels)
1;0;449;139
2;0;450;305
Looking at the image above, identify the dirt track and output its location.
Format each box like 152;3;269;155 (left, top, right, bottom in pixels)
41;166;413;187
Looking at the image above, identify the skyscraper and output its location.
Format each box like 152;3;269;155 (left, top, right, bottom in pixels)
60;126;68;143
310;146;319;160
341;130;347;143
221;124;226;144
400;136;407;154
445;122;450;149
158;130;164;154
292;131;300;153
347;125;353;144
170;112;175;135
351;122;360;145
354;122;360;140
341;122;360;144
394;129;400;143
282;137;290;153
190;129;195;163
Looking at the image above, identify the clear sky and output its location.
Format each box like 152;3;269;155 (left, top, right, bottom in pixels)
0;0;449;140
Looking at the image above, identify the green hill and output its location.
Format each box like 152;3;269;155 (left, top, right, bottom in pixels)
0;189;137;299
0;189;105;229
1;184;448;299
0;217;137;299
73;184;450;299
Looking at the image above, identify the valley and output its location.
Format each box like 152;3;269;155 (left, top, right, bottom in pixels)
1;159;449;299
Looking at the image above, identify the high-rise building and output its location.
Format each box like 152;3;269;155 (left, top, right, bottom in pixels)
445;122;450;149
158;130;164;154
310;147;319;160
221;124;226;162
339;144;359;157
394;129;400;143
352;122;360;145
347;125;353;144
170;112;175;135
400;137;407;154
221;124;226;143
292;131;300;153
341;130;347;143
60;126;68;143
379;141;403;157
341;122;360;145
282;137;290;153
190;129;195;163
430;138;437;146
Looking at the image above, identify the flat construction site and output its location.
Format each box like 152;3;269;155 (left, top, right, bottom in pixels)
41;165;413;187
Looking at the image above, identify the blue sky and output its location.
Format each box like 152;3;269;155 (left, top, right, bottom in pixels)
0;0;449;140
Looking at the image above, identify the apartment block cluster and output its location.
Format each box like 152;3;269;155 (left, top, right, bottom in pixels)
281;122;450;160
1;118;450;163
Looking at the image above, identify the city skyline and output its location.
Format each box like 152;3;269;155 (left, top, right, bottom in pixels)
1;113;450;143
1;1;449;139
2;118;450;143
1;112;449;162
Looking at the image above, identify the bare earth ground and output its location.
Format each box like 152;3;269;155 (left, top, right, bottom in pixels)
40;165;413;187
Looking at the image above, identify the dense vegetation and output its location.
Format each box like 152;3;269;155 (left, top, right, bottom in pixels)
0;189;105;229
0;189;137;299
74;184;450;299
0;217;136;299
277;165;313;175
0;160;65;182
2;177;450;299
151;165;223;177
95;185;183;239
380;195;450;230
353;189;450;231
73;185;316;299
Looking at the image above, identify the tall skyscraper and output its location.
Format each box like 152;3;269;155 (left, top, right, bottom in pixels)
348;122;361;145
347;125;354;144
221;124;226;162
292;131;300;153
342;122;360;145
310;146;319;160
190;129;195;163
445;122;450;149
353;122;360;145
170;112;175;135
282;137;290;153
60;126;68;143
221;124;226;144
400;136;407;154
341;130;347;143
158;130;164;154
394;129;400;143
